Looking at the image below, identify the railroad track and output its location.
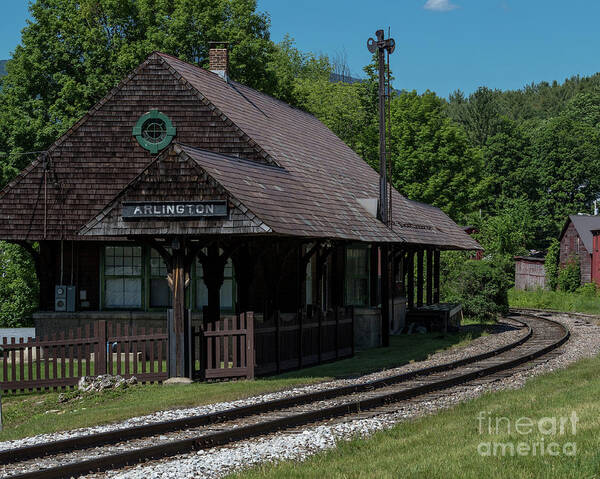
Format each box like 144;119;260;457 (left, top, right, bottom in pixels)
2;312;569;479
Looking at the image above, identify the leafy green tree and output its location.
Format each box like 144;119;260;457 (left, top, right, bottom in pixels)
266;34;330;107
530;115;600;242
389;90;484;221
562;89;600;127
544;238;560;291
0;242;38;327
481;118;537;209
447;87;504;147
468;200;535;259
0;0;275;186
294;79;367;153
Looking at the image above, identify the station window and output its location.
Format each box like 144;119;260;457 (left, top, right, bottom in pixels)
104;246;143;308
149;248;172;308
195;254;235;311
345;246;370;306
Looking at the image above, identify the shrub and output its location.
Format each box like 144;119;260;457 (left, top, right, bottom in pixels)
442;258;511;322
576;282;598;297
545;239;560;291
557;257;580;293
0;242;38;327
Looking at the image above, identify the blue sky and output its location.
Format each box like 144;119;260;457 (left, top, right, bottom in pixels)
2;1;600;98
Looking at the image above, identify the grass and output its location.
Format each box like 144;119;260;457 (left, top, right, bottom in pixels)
508;288;600;316
0;327;485;442
0;360;166;382
228;354;600;479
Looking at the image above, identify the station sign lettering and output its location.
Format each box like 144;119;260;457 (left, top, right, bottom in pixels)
122;201;228;220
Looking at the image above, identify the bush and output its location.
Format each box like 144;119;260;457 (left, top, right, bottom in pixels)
442;258;511;322
557;257;580;293
545;239;560;291
0;242;38;327
576;282;598;297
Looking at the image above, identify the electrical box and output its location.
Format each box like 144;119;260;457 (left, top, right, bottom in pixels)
55;285;67;312
66;286;76;312
55;285;76;312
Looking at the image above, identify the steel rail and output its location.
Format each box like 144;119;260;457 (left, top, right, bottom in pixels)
510;307;600;321
4;314;568;479
0;317;533;465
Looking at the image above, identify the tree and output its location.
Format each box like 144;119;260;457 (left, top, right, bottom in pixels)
468;200;534;259
294;78;367;152
0;0;275;186
447;87;504;147
530;115;600;242
0;242;38;327
545;239;560;291
265;34;330;108
389;90;484;221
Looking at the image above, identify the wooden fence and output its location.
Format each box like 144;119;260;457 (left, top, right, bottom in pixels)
254;307;354;376
1;308;354;391
192;312;254;380
0;321;168;393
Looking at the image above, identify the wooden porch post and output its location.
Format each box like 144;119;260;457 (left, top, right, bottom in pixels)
407;250;415;310
380;244;390;347
426;249;433;305
434;249;441;304
297;244;305;368
417;249;424;308
169;240;188;378
316;247;324;363
369;245;379;307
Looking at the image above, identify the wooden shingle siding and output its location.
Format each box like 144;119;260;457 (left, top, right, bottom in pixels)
0;52;480;251
560;221;592;284
0;55;268;241
82;149;268;237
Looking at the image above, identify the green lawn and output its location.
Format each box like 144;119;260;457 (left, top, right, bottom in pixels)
508;288;600;316
0;327;485;442
0;360;166;382
229;354;600;479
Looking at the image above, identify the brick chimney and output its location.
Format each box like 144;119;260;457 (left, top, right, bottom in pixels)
209;42;229;81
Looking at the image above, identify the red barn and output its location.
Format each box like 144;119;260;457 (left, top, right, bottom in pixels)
558;214;600;285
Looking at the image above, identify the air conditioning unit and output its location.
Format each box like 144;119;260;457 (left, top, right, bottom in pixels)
55;285;67;312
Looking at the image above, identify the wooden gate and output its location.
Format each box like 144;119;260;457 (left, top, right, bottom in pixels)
192;312;254;380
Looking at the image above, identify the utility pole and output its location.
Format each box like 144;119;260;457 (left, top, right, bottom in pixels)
368;29;395;348
367;29;395;225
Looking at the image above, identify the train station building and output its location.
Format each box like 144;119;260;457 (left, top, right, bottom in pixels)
0;48;480;378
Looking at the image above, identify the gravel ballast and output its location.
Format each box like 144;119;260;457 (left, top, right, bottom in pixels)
84;313;600;479
0;318;525;452
4;313;598;479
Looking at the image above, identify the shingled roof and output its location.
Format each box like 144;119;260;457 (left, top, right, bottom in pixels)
0;52;480;250
560;214;600;253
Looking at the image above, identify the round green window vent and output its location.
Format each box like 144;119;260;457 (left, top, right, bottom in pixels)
133;110;176;153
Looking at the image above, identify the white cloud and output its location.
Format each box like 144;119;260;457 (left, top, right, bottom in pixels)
424;0;459;12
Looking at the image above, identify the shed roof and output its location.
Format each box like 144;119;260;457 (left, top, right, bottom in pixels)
560;214;600;253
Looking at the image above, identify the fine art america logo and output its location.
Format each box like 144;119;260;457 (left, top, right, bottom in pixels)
477;411;578;457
